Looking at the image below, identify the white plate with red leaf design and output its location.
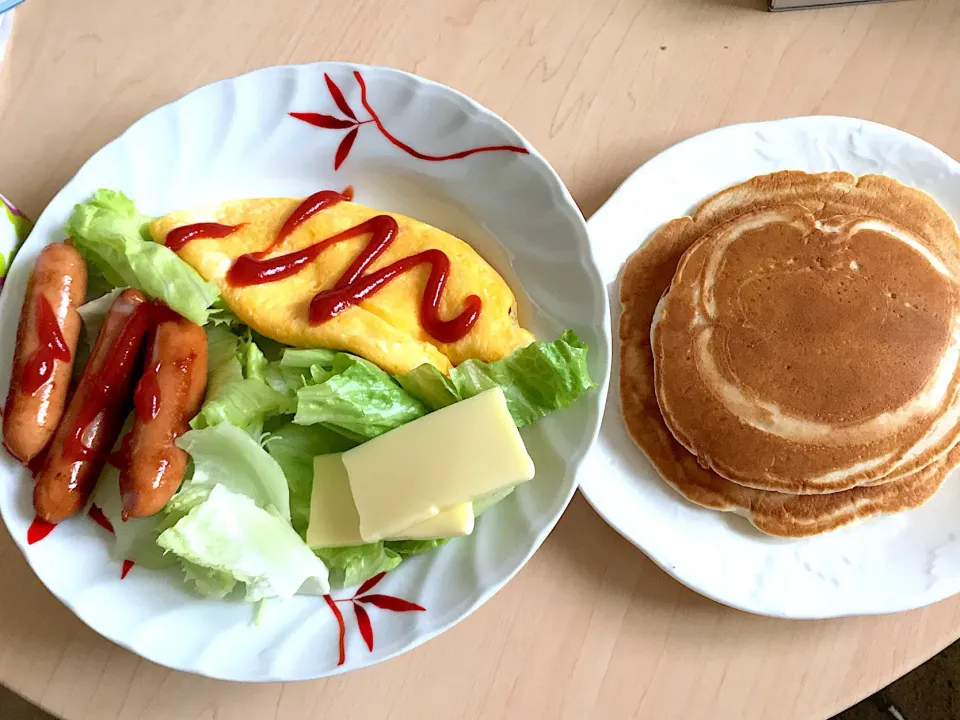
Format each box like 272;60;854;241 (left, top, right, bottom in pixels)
0;63;610;680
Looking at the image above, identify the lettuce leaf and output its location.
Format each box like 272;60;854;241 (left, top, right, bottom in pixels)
280;348;339;370
191;327;295;430
157;484;329;600
313;543;401;588
65;189;219;325
397;330;595;428
76;288;124;346
176;423;291;521
472;486;516;517
293;353;427;441
264;422;357;537
156;424;334;600
384;538;448;558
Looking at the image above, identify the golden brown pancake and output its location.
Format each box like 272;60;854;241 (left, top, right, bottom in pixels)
649;172;960;493
619;205;956;536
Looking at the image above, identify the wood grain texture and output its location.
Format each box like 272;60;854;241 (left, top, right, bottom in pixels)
1;0;960;718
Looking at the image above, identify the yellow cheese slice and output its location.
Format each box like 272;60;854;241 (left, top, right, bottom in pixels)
306;453;475;548
342;387;535;542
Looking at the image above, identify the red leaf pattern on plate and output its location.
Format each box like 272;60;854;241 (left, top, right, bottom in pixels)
325;73;357;120
120;559;134;579
290;70;529;171
88;504;115;533
289;112;355;130
324;594;347;666
335;127;358;170
27;516;55;544
353;603;374;651
323;571;425;666
356;571;386;596
357;594;426;612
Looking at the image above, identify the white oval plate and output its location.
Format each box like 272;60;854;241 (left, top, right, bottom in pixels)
579;116;960;619
0;63;610;680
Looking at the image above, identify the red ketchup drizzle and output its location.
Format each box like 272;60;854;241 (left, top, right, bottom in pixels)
225;207;480;343
131;303;184;427
134;362;163;423
310;249;481;343
262;187;353;257
22;294;71;395
63;301;152;462
167;188;481;344
107;430;134;470
166;222;243;252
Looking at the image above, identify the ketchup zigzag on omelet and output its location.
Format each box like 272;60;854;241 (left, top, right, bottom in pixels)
150;192;533;375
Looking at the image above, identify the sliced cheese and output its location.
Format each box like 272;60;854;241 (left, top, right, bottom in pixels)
399;502;474;541
306;453;475;548
343;387;535;542
307;454;361;548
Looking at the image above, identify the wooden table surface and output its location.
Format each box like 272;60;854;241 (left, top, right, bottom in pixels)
1;0;960;718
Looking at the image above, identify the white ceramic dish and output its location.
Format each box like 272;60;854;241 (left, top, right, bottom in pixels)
579;116;960;619
0;62;610;680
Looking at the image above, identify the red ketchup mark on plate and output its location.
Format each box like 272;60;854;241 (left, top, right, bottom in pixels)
323;571;425;666
21;295;71;395
64;301;152;462
290;71;529;170
165;223;243;252
121;559;134;579
27;516;56;544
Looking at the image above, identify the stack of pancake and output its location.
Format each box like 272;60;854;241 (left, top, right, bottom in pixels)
619;171;960;537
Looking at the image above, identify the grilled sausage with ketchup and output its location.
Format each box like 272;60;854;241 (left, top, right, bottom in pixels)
33;289;151;523
119;313;207;519
3;243;87;464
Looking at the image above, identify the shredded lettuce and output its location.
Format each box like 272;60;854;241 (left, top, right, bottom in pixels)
176;424;291;521
293;353;427;440
65;189;219;325
264;422;357;537
157;484;329;600
384;538;448;558
313;543;401;588
180;561;238;599
398;330;595;428
76;288;124;346
151;424;335;599
191;327;295;430
472;486;516;517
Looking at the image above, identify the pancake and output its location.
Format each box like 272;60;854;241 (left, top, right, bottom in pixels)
619;208;956;536
649;173;960;493
151;198;534;376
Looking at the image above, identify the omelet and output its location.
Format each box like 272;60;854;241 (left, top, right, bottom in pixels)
150;197;534;375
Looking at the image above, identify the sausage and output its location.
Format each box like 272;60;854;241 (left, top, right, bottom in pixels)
119;315;207;519
3;243;87;464
33;289;150;523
